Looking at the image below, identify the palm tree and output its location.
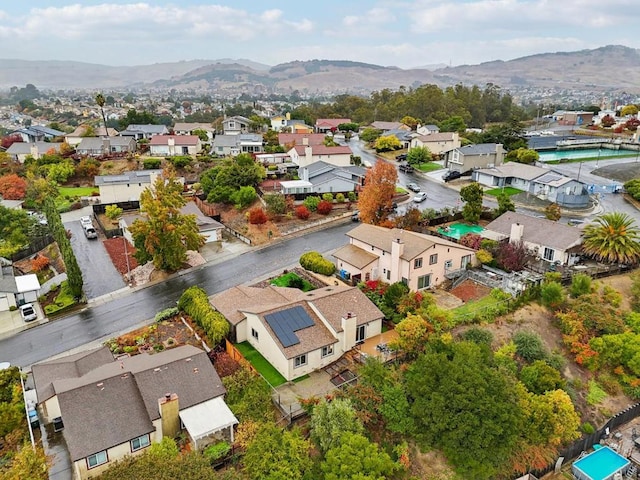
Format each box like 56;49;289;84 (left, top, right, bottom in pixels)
582;212;640;264
95;93;109;137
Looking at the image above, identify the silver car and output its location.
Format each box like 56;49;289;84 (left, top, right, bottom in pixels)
19;303;38;322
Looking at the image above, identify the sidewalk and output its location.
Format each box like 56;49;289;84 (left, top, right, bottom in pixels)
0;303;48;341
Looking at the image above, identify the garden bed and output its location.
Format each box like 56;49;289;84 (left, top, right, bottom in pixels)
251;267;328;290
103;237;139;276
106;315;204;356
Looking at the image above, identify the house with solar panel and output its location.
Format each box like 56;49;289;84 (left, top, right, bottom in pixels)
472;163;589;208
210;284;384;381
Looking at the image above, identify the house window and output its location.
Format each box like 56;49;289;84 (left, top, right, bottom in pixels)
429;254;438;265
444;260;453;269
414;257;423;269
87;451;108;469
321;345;334;358
294;354;307;368
356;324;366;343
417;274;432;290
251;328;259;340
543;247;554;261
130;434;150;452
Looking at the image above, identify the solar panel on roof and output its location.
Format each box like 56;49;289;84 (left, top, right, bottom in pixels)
264;306;315;348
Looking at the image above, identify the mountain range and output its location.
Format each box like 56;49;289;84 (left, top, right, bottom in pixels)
0;45;638;94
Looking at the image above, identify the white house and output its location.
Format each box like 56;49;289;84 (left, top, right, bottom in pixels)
332;224;477;290
210;284;384;381
120;124;169;140
222;116;251;135
148;135;202;156
410;132;461;156
287;145;352;168
173;122;215;142
483;211;583;265
5;141;62;163
95;170;165;203
444;143;506;173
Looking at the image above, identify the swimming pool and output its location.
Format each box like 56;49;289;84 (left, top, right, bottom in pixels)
538;148;637;162
437;222;484;240
572;446;629;480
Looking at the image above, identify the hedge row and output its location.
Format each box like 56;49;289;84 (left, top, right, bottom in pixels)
300;251;336;276
177;286;229;346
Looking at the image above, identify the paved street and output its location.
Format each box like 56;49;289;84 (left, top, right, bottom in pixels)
0;221;355;368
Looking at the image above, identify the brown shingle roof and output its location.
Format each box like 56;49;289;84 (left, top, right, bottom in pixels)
346;224;472;260
307;287;384;333
149;134;199;146
333;244;378;269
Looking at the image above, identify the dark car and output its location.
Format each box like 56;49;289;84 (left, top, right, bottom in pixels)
351;211;360;222
395;153;407;161
407;183;421;192
399;163;415;173
443;170;462;182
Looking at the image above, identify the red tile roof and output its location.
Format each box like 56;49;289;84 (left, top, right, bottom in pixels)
315;118;351;128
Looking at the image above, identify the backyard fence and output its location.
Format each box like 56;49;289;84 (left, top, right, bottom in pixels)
11;235;55;262
530;402;640;478
193;196;220;220
224;339;257;375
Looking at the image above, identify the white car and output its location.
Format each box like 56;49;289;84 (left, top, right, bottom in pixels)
80;216;93;228
413;192;427;203
19;303;38;322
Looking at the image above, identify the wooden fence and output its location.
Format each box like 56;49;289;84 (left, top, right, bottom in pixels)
225;339;257;375
193;196;220;220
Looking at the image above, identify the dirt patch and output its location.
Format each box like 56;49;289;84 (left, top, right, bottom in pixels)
598;272;634;311
409;444;456;479
449;279;491;302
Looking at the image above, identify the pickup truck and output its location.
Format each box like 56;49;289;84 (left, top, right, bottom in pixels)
399;163;415;173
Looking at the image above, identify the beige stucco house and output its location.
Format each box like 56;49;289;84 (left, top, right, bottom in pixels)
333;224;477;290
288;144;353;168
409;132;461;156
31;345;237;480
210;284;384;381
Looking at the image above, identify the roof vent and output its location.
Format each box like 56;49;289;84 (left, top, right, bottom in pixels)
154;368;161;372
96;382;104;388
185;358;192;362
193;368;199;374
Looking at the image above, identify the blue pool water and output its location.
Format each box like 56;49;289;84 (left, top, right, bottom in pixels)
539;148;637;162
572;446;629;480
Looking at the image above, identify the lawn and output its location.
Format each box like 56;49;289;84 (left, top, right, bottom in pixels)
451;293;503;321
235;341;287;387
484;187;523;197
58;186;99;197
396;187;407;194
415;162;444;173
270;272;315;292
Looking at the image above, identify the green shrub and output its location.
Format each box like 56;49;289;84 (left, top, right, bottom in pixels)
570;273;592;298
299;251;335;276
204;441;231;464
177;286;229;346
303;196;321;212
155;306;179;322
347;191;356;202
461;327;494;346
581;422;595;434
586;380;607;405
143;158;162;169
336;193;345;203
170;155;192;169
322;193;334;202
513;331;547;362
540;281;565;309
105;205;123;220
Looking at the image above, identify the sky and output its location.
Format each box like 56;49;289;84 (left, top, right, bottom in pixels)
0;0;638;69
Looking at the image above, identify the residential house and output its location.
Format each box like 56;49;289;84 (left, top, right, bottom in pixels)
444;143;506;173
212;134;240;157
5;141;62;163
288;145;352;168
483;211;583;266
173;122;215;142
65;126;119;146
332;224;477;289
148;135;202;156
473;163;589;208
120;124;169;141
381;129;412;149
271;113;290;131
76;137;136;157
416;124;440;135
11;125;64;143
280;161;365;198
278;133;325;149
410;132;461;156
31;345;237;480
222;116;251;135
558;111;594;126
315;118;351;134
95;169;163;203
0;259;40;312
369;121;409;133
210;284;384;381
237;133;264;154
286;120;314;134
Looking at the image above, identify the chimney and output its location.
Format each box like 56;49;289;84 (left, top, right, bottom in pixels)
302;136;309;146
158;393;180;438
509;222;524;244
341;312;357;351
29;144;40;160
301;145;312;168
286;112;291;121
390;237;404;283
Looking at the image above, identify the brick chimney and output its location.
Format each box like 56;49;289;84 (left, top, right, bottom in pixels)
158;393;180;438
341;312;357;350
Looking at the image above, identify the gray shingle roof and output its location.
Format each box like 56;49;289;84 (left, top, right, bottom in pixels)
94;169;161;186
458;143;504;155
475;163;548;181
212;134;239;148
484;211;583;250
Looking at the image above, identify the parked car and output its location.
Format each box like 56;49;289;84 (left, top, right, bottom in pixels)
395;153;407;161
80;216;93;228
443;170;462;182
399;163;415;173
83;225;98;239
413;192;427;203
19;303;37;322
406;182;421;192
351;211;360;222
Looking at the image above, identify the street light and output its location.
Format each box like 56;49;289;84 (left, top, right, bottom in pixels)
123;236;131;286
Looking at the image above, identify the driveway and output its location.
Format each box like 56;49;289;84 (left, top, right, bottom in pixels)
62;208;125;299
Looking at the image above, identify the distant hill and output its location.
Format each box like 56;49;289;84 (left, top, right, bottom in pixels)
1;46;639;93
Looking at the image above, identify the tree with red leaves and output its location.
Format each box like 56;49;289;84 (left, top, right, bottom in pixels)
1;134;23;149
316;200;333;215
295;205;310;220
459;233;483;250
0;174;27;200
357;161;397;225
248;207;267;224
496;240;528;272
625;117;640;132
